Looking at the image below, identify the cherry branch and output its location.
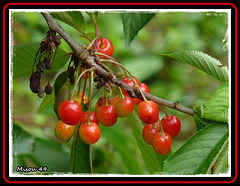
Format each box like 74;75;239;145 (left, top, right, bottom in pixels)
41;12;195;116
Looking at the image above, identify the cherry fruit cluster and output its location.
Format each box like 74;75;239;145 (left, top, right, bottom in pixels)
142;115;181;155
31;35;182;156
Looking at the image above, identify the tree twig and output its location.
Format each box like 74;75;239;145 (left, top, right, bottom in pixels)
41;12;195;116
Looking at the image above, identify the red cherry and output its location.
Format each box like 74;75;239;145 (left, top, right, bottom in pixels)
121;76;140;95
96;104;118;127
137;100;159;124
95;96;111;111
79;122;101;144
152;132;172;155
58;100;82;125
115;95;134;117
55;120;75;142
96;38;114;59
80;111;99;125
142;123;161;145
161;115;181;137
132;83;150;105
111;96;120;108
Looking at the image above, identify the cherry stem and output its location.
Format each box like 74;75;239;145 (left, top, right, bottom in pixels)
100;37;104;48
121;73;147;102
87;36;98;50
118;86;125;99
70;68;94;102
104;87;108;106
87;71;94;125
76;67;82;95
99;58;130;76
81;73;88;106
159;120;165;136
158;104;170;119
82;32;93;43
153;123;158;129
94;20;99;49
100;62;114;74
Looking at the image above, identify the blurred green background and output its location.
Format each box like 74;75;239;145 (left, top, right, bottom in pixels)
11;11;228;175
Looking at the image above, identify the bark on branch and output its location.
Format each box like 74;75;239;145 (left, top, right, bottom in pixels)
41;12;195;116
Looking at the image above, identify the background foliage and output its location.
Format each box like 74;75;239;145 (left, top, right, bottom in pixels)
11;11;228;174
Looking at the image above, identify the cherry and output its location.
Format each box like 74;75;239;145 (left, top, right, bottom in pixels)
152;132;172;156
137;100;159;124
73;91;88;105
132;83;150;105
161;115;181;137
96;104;118;127
142;123;161;145
95;96;111;111
111;96;120;108
55;120;75;142
80;111;99;125
121;76;140;95
122;76;140;86
96;38;114;59
79;122;101;144
115;95;134;117
58;100;82;125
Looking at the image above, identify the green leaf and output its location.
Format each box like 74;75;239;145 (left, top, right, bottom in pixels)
53;72;69;118
162;50;229;83
12;124;35;156
86;12;98;21
213;141;229;174
31;138;70;172
51;11;86;33
194;99;213;130
121;12;156;48
120;55;164;82
202;83;229;122
70;126;92;173
54;71;68;96
163;123;229;175
79;32;95;44
38;71;68;114
38;93;55;113
127;111;170;174
13;42;70;79
101;125;143;174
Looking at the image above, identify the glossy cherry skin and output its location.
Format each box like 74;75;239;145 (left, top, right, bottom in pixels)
111;96;120;108
96;38;114;59
95;96;111;111
142;123;161;145
55;120;75;142
121;76;140;95
137;100;159;124
80;111;99;125
132;83;150;105
161;115;181;137
79;122;101;144
58;100;82;125
73;91;88;105
115;95;135;117
152;132;172;155
96;104;118;127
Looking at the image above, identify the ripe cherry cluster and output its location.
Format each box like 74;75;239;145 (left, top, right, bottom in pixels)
31;36;181;156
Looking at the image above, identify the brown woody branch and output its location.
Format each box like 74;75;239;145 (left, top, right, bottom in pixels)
41;12;195;116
